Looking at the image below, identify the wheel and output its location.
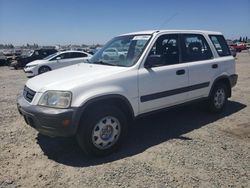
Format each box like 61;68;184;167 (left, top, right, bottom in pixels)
103;55;109;60
38;66;51;74
119;55;125;61
76;105;128;156
207;83;228;113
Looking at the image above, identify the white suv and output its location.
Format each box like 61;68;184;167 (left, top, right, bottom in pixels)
17;30;238;156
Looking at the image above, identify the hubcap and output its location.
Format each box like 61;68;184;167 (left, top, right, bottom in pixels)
92;116;121;150
214;88;225;109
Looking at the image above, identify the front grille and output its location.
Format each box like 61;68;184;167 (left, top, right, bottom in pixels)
23;86;36;102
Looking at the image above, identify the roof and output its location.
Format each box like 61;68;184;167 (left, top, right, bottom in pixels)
120;30;222;36
59;50;87;53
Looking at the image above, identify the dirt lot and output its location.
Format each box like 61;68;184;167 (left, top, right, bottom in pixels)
0;53;250;188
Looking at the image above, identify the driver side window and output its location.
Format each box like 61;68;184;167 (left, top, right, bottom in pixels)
148;34;180;67
51;53;70;61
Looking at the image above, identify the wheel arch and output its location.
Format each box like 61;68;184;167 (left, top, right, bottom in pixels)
38;65;51;74
75;94;135;129
209;75;232;98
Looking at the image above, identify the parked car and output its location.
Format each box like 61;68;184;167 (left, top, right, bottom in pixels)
10;49;58;69
229;46;237;57
245;43;250;50
102;48;127;61
230;42;247;52
24;51;92;77
86;47;102;55
17;30;237;156
0;52;7;66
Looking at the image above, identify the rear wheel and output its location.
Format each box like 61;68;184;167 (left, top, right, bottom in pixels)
103;55;109;60
76;105;128;156
207;83;228;113
38;66;51;74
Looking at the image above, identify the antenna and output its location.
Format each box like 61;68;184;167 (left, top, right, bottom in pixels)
158;12;180;30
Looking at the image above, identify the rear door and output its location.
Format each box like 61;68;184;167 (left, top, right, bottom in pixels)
69;52;88;64
48;52;72;69
180;34;216;100
138;34;189;114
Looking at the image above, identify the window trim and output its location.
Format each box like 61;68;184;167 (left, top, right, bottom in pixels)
179;33;214;63
145;33;181;68
209;35;231;57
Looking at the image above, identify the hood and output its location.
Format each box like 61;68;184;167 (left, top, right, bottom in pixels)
26;60;45;66
26;63;128;92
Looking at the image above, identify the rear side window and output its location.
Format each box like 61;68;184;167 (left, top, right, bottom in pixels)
71;52;88;58
181;34;213;62
52;52;72;60
209;35;231;57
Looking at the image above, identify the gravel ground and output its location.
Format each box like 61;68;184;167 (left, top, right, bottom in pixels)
0;53;250;188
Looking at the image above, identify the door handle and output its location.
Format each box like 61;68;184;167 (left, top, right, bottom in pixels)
176;69;185;75
212;64;218;69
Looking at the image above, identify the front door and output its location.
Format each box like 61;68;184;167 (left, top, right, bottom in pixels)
138;34;189;114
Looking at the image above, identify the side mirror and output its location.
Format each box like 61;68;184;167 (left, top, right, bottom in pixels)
144;55;161;69
56;57;61;60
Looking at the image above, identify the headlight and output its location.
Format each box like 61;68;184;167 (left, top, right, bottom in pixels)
25;64;37;68
38;91;72;108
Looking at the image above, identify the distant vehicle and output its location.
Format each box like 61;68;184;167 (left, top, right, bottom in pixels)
10;49;58;69
0;52;7;66
86;48;101;55
245;43;250;50
102;48;127;61
14;49;22;56
2;50;16;65
230;43;247;52
229;46;237;57
24;51;92;77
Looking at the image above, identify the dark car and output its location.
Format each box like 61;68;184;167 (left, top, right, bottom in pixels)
10;49;58;69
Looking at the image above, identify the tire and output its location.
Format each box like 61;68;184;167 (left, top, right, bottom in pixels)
119;55;125;61
207;83;228;113
76;105;128;156
103;55;109;60
38;66;51;75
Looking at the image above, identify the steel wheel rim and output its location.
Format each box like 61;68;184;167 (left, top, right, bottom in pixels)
92;116;121;150
214;88;225;109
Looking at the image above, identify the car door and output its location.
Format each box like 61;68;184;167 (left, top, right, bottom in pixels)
180;34;217;100
54;52;74;68
44;52;70;69
138;34;189;114
69;52;88;64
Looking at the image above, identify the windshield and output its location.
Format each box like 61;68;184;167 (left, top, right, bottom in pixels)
22;50;34;57
88;35;151;67
43;52;59;60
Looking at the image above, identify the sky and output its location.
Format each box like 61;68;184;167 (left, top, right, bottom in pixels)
0;0;249;45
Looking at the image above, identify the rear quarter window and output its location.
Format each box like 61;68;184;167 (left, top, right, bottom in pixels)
209;35;231;57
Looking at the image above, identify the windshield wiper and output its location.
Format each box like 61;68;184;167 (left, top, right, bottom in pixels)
94;61;116;66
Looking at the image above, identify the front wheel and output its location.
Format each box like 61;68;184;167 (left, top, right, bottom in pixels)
38;66;51;74
76;105;128;156
207;83;228;113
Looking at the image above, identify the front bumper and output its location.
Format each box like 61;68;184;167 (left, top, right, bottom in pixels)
23;67;36;77
17;96;80;137
229;74;238;88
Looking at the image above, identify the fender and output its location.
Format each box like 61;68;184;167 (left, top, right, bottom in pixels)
209;75;232;97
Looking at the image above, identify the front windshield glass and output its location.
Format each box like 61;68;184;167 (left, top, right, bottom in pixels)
23;50;34;57
43;52;59;60
88;35;151;67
